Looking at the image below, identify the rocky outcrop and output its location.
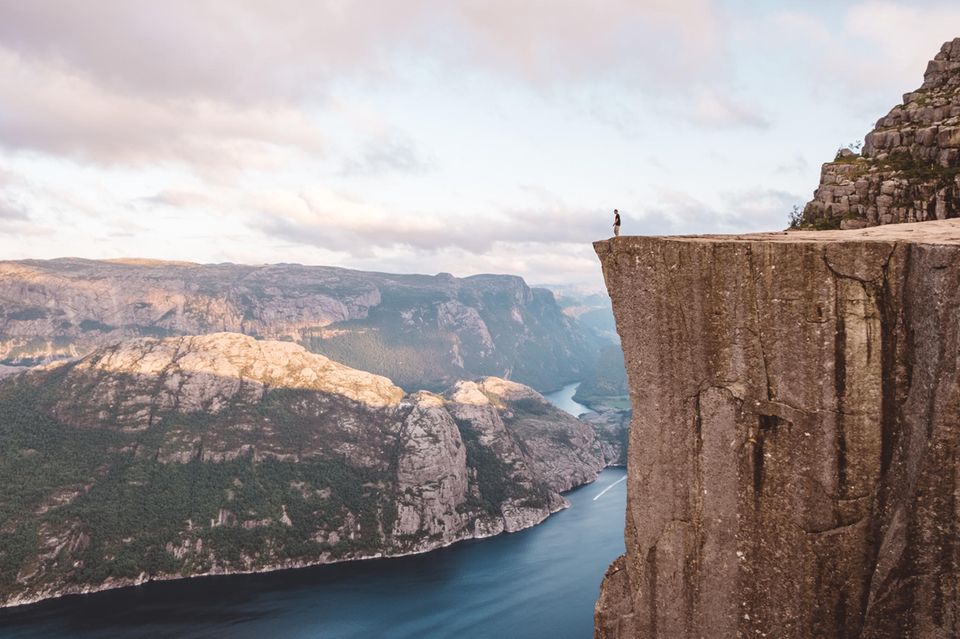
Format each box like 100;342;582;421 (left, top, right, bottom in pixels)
802;38;960;229
594;220;960;638
0;259;603;392
0;333;607;608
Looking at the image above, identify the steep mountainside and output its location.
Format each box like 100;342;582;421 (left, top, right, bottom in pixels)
572;344;629;409
0;259;601;392
0;333;609;608
802;38;960;229
595;220;960;638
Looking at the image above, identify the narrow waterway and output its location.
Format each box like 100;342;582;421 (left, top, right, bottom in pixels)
542;382;593;417
0;382;626;639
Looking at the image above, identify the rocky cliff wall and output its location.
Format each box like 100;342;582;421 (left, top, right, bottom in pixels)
594;220;960;638
802;38;960;229
0;333;611;608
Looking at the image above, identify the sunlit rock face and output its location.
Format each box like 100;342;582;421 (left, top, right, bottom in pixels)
802;38;960;229
0;332;614;608
594;220;960;638
0;258;601;392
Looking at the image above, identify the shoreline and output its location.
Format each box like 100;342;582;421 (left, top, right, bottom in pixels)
0;473;612;612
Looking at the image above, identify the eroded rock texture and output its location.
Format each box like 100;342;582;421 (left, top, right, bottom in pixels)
594;220;960;638
802;38;960;229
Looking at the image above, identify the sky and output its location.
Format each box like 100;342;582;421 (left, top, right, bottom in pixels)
0;1;959;289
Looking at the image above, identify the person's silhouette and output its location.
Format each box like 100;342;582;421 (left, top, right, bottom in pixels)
613;209;621;237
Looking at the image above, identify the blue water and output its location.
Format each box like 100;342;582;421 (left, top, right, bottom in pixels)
0;387;626;639
542;383;593;418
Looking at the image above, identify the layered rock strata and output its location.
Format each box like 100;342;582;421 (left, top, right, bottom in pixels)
802;38;960;229
594;220;960;638
0;333;608;607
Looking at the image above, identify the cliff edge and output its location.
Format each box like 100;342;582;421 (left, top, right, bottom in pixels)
594;219;960;638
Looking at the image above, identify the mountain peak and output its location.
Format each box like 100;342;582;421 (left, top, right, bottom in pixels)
922;37;960;89
801;36;960;229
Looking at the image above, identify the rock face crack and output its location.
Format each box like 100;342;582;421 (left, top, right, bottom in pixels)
594;222;960;638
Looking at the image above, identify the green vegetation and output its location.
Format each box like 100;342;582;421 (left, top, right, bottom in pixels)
0;354;586;604
826;150;960;184
7;308;48;321
874;151;960;183
304;326;457;392
457;424;551;515
79;320;115;332
810;216;844;231
788;205;804;230
0;372;397;601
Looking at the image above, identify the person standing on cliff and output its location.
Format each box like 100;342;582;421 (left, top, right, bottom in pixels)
613;209;621;237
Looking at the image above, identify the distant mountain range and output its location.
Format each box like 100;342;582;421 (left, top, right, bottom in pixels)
0;259;608;392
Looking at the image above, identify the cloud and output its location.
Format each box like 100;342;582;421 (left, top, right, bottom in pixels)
0;197;28;220
252;182;800;261
339;134;430;177
440;0;726;88
254;189;615;256
250;185;799;285
775;154;811;175
0;49;324;168
688;89;770;129
629;187;802;235
0;1;735;167
772;2;960;105
0;1;727;99
132;190;215;209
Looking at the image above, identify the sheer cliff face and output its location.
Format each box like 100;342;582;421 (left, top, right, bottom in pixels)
0;259;600;392
802;38;960;229
0;333;606;608
594;220;960;638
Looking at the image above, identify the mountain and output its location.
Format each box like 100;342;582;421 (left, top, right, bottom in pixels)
545;283;619;344
0;259;602;392
571;344;628;410
801;37;960;229
0;333;610;608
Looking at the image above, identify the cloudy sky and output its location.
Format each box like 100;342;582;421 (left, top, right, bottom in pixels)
1;1;958;287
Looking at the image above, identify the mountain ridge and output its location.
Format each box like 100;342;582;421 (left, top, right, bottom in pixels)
0;258;605;392
0;332;616;608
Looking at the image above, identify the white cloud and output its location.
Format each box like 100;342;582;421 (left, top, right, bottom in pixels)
0;196;28;221
339;134;430;177
772;2;960;101
1;0;952;288
0;0;737;169
0;0;728;99
689;89;770;129
0;49;325;168
630;187;801;235
254;189;611;255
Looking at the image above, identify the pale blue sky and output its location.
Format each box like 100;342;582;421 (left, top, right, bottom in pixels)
1;1;958;287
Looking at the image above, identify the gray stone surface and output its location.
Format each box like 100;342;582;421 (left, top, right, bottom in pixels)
594;219;960;638
803;38;960;229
